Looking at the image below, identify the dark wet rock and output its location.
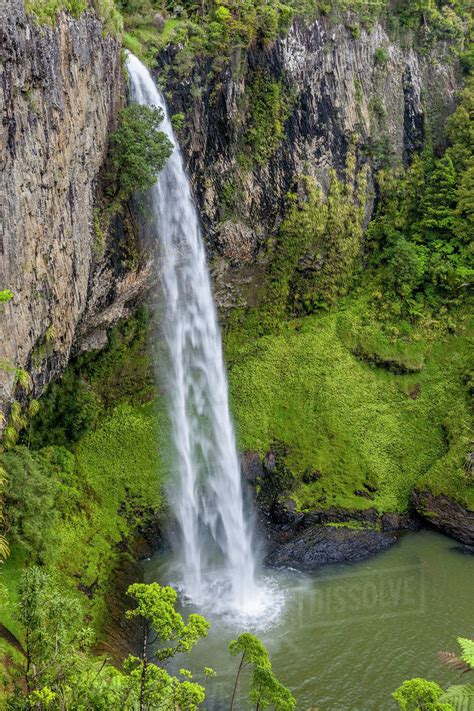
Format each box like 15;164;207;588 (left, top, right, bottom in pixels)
408;383;421;400
264;450;277;473
355;489;375;500
412;490;474;546
241;450;265;483
302;469;322;484
95;520;162;662
381;511;421;533
303;507;379;527
152;12;165;29
265;525;396;570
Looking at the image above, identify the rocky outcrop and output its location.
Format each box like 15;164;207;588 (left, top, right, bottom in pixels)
0;1;152;416
158;18;459;311
412;490;474;547
242;450;415;566
265;525;396;570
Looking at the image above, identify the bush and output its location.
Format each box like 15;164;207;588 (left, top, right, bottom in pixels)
108;104;172;207
374;46;389;65
240;71;294;167
25;0;87;24
383;238;427;299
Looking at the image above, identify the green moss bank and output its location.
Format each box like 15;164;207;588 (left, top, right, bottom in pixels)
0;314;167;666
226;300;473;515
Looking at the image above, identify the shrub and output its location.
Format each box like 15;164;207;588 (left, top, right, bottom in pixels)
108;104;173;207
383;238;427;299
240;71;294;167
374;46;389;65
25;0;87;24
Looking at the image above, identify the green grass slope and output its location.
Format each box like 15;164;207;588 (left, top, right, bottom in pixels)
0;315;167;651
227;302;473;514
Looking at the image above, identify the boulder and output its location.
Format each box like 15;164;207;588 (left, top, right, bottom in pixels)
241;451;264;484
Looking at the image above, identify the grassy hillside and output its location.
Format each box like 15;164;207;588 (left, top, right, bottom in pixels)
227;298;473;514
0;315;166;669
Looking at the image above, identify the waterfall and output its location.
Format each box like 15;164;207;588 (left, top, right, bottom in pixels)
126;53;259;615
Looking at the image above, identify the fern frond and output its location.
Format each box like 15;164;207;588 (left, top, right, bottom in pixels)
458;638;474;671
45;324;56;343
0;534;9;561
27;399;40;418
15;367;32;391
441;684;474;710
2;425;18;449
438;651;470;673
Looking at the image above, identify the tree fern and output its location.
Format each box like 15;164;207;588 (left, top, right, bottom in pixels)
441;684;474;711
457;638;474;670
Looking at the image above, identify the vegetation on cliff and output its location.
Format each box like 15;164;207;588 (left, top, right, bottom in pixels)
0;314;165;646
117;0;471;69
1;1;473;707
223;64;473;516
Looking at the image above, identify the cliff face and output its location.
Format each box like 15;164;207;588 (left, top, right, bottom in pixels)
0;1;151;414
0;7;461;417
158;18;459;310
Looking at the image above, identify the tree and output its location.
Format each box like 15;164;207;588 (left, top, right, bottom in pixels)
6;580;210;710
415;156;457;245
383;237;427;299
392;678;453;710
109;104;173;206
15;566;92;701
229;632;296;711
125;582;209;711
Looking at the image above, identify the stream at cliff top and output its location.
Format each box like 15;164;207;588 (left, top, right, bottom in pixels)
144;531;474;710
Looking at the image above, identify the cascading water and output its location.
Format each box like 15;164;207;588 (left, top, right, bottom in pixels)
126;53;264;617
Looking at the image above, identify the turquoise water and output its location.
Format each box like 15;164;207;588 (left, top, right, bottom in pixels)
145;530;474;710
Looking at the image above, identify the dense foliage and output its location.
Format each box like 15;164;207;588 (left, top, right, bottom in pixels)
392;636;474;711
367;87;474;321
3;575;295;710
238;71;295;168
108;104;172;208
117;0;471;69
0;314;165;635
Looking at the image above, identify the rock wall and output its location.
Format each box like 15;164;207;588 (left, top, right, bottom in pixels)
0;1;151;416
158;17;459;310
0;6;462;418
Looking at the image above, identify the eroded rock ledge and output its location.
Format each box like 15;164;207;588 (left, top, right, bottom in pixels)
412;490;474;547
242;449;423;569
